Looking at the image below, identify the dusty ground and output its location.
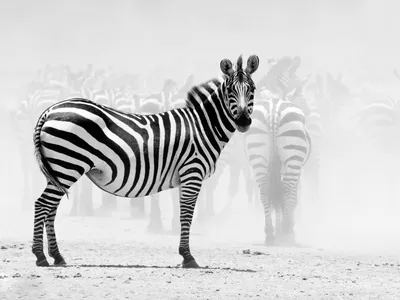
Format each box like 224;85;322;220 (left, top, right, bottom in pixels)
1;211;400;300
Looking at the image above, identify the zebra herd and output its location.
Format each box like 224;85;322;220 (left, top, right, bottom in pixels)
11;54;400;267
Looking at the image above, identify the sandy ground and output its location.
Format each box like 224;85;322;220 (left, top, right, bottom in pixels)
1;211;400;300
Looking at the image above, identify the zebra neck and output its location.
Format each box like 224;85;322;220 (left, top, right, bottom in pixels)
192;99;236;154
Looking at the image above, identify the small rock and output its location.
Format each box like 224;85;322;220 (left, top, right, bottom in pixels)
243;249;250;254
253;251;268;256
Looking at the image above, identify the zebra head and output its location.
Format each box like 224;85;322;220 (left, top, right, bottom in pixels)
220;55;260;133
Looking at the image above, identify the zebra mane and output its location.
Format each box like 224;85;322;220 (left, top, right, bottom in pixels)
185;76;226;109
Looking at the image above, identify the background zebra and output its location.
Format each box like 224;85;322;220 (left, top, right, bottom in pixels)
354;69;400;152
244;92;311;245
31;55;260;268
254;56;320;208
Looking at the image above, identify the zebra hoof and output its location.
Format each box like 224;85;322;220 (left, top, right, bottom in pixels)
182;259;200;268
53;256;67;266
36;257;50;267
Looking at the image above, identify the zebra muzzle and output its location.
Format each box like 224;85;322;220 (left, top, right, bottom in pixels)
236;111;252;133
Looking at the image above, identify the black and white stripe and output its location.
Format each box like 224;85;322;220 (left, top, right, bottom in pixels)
31;55;260;268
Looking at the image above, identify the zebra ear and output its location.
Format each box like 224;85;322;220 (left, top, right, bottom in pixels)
220;59;234;76
245;55;260;75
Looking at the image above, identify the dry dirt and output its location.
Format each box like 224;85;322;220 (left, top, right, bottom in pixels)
1;211;400;300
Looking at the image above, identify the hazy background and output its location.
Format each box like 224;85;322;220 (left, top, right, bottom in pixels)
1;0;400;254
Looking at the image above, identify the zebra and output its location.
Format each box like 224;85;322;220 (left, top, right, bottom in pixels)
31;55;260;268
255;57;320;207
244;92;311;245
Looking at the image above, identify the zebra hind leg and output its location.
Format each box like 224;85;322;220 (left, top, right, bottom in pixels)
32;182;68;267
45;206;66;265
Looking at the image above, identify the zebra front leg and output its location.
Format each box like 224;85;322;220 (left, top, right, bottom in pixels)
130;196;146;219
45;207;66;265
178;173;202;268
32;182;66;267
147;193;164;233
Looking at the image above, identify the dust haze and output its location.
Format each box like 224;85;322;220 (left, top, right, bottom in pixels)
1;0;400;256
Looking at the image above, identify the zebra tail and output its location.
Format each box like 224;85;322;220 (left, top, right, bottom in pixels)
268;151;284;211
33;111;69;197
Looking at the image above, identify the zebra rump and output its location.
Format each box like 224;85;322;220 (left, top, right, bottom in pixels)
33;109;69;196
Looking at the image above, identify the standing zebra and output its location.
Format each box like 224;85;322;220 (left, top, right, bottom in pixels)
31;55;260;268
244;92;311;245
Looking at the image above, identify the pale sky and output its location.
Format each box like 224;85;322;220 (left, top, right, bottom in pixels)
0;0;399;91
